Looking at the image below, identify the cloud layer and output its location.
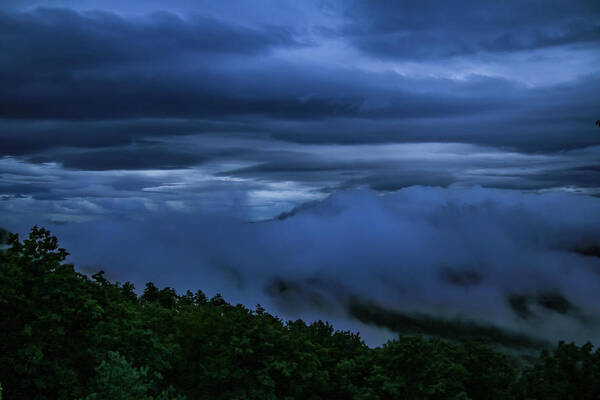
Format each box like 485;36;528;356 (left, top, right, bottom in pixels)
342;0;600;60
1;2;599;206
20;186;598;346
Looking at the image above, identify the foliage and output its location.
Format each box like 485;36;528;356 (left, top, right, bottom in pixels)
515;341;600;399
0;227;598;399
83;351;185;400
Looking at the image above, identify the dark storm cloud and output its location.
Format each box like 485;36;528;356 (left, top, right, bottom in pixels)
267;73;600;151
3;67;598;153
249;67;600;152
0;8;361;122
0;182;52;197
0;8;357;121
220;157;458;190
344;171;457;192
0;2;598;218
0;7;296;72
0;119;257;156
0;55;505;122
29;146;211;170
222;159;363;175
532;165;600;190
342;0;600;60
0;6;598;159
29;142;262;170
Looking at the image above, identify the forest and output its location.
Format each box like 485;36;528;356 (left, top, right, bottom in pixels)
1;226;600;399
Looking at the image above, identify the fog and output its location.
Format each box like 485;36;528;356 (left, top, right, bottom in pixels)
20;186;596;346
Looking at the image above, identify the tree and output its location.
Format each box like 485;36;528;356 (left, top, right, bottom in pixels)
84;351;185;400
0;227;98;399
516;341;600;399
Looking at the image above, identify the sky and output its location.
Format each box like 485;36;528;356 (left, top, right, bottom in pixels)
1;0;600;345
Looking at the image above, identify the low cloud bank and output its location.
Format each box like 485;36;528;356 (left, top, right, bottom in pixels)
24;186;600;346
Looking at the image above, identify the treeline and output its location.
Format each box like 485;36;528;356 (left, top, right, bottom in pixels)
1;227;600;399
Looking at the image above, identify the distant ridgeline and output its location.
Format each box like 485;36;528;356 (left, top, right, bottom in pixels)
2;227;600;399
